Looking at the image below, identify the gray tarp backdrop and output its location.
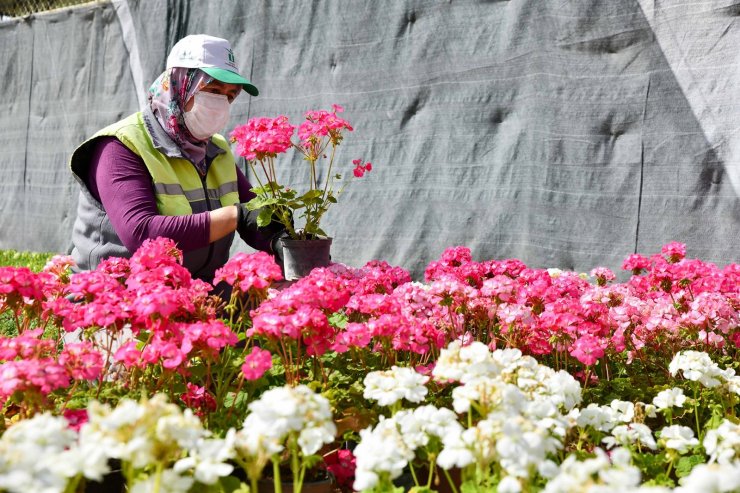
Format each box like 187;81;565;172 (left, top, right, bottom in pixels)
1;0;738;279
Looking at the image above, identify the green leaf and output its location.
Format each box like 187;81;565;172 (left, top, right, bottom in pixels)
223;391;250;410
300;190;324;201
246;196;278;210
460;481;495;493
633;452;668;479
675;455;705;478
409;487;437;493
328;312;348;329
257;208;273;227
216;476;249;493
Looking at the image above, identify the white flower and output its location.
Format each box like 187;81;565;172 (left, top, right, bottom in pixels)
410;405;462;439
240;384;336;457
432;341;499;383
353;418;415;491
603;423;656;450
725;375;740;396
156;409;207;450
248;386;304;438
395;406;462;450
675;461;740;493
576;403;618;432
669;351;726;387
540;369;582;412
235;415;284;459
495;415;562;479
643;403;658;418
436;428;475;470
652;387;686;410
174;431;236;485
543;447;643;493
451;378;524;415
364;366;429;406
498;475;522;493
52;442;110;482
81;394;198;469
130;469;194;493
658;425;698;454
597;447;642;489
0;413;84;493
1;413;76;451
703;419;740;464
609;399;635;423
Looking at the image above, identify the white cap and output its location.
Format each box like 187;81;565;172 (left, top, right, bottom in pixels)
166;34;258;96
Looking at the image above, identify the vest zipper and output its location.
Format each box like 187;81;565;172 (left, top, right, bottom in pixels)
195;170;215;276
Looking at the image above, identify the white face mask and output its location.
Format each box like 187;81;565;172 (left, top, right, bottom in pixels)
183;91;231;140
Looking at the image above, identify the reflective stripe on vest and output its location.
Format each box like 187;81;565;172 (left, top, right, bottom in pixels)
79;112;239;216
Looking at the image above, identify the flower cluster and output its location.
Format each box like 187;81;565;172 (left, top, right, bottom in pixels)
229;115;295;160
352;158;372;177
0;239;738;492
230;104;371;240
234;384;337;490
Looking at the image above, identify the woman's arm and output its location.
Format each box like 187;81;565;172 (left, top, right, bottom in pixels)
89;137;234;252
235;165;273;252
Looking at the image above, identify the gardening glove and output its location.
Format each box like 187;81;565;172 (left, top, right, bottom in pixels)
235;203;286;246
270;229;292;266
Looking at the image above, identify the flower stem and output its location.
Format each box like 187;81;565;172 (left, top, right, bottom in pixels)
272;458;283;493
152;461;164;493
443;468;459;493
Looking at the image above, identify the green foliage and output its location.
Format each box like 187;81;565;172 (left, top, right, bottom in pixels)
460;481;496;493
675;454;704;478
0;249;55;337
0;249;55;271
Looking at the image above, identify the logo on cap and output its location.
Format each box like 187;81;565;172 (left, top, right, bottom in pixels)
226;48;237;69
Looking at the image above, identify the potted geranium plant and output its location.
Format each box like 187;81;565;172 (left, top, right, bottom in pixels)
230;104;372;280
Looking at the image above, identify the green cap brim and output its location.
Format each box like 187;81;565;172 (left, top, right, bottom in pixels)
202;67;259;96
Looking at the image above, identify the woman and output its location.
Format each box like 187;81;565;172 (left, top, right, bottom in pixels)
69;34;284;284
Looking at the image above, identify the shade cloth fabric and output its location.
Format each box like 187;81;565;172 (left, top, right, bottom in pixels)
0;0;738;279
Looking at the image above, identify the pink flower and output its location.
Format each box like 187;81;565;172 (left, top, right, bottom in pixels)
180;383;217;417
214;251;283;293
96;257;131;279
590;267;616;286
180;320;238;360
661;241;687;263
325;449;356;489
58;342;104;381
113;341;145;369
159;342;186;370
230;116;295;160
622;253;651;274
129;237;183;272
0;266;46;301
570;334;606;366
242;347;272;380
298;108;353;145
352;159;372;178
63;409;89;432
42;255;76;279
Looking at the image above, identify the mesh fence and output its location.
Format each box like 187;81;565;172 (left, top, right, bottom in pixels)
0;0;99;17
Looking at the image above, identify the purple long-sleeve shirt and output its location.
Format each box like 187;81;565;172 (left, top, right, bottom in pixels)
86;136;263;254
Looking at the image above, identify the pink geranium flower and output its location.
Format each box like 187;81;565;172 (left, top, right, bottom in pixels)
214;251;283;293
242;347;273;381
352;159;372;177
230;115;295;160
570;334;606;366
63;408;89;432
